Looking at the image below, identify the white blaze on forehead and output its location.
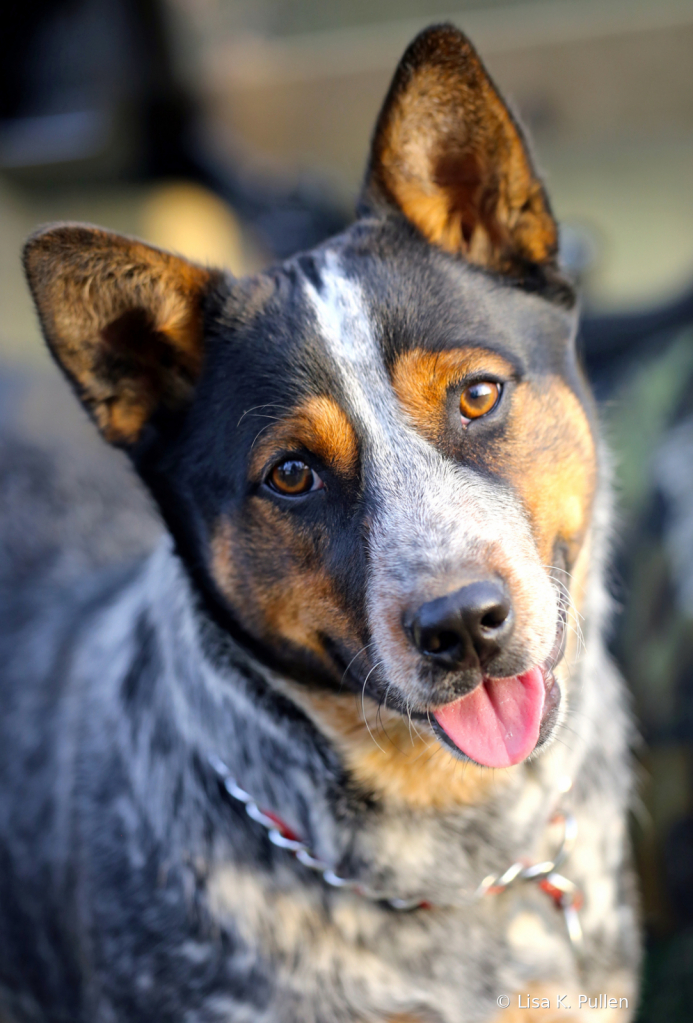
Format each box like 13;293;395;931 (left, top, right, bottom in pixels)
304;251;376;367
302;251;396;446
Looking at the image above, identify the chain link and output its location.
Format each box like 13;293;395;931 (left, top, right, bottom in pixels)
207;753;583;950
475;810;583;953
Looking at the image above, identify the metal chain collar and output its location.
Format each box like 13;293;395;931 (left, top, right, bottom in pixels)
208;754;583;953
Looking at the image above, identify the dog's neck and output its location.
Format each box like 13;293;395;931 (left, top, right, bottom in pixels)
113;535;601;901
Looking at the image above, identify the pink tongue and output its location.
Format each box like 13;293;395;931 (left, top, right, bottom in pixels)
433;667;546;768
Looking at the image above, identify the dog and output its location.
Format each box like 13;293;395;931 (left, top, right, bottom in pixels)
0;24;640;1023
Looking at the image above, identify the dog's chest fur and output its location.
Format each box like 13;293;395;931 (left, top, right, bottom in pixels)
0;532;636;1022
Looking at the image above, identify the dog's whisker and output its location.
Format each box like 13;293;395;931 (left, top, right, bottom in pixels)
407;707;426;744
548;573;587;659
377;688;408;754
249;422;280;450
545;563;573;579
405;702;415;745
237;403;292;427
411;734;437;762
340;643;376;687
361;662;388;754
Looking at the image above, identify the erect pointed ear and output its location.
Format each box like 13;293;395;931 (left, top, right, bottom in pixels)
360;24;559;278
23;224;221;446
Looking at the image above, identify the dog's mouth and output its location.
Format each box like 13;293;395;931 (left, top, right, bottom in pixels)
431;614;566;769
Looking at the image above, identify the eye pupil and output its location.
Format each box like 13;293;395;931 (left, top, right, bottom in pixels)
460;380;501;420
270;460;314;495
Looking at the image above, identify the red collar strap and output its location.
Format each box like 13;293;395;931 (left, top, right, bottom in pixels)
208;754;583;952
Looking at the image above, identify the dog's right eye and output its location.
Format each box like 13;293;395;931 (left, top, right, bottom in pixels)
459;380;502;421
267;460;323;497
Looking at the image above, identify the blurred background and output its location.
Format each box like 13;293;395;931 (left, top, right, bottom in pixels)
1;0;693;1017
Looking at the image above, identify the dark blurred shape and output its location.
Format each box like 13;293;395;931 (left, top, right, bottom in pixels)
664;816;693;927
0;110;111;169
580;285;693;393
0;0;348;258
637;927;693;1023
602;293;693;1020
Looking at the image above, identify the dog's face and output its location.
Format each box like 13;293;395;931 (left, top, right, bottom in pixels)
24;27;596;772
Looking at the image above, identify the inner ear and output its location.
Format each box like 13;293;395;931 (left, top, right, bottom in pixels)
360;24;559;277
23;223;221;446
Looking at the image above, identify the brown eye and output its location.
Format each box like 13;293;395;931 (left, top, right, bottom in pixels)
268;460;322;496
459;381;501;421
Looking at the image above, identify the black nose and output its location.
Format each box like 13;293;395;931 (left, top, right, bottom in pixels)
406;581;512;671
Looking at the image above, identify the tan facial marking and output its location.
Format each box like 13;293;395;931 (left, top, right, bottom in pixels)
391;348;516;443
392;348;596;569
280;686;507;809
499;378;596;566
211;395;360;659
250;395;358;480
211;514;358;660
563;531;591;640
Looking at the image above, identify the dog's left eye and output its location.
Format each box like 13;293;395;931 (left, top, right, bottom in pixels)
267;460;324;496
459;381;502;421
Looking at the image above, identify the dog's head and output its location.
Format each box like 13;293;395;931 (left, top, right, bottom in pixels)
24;26;596;776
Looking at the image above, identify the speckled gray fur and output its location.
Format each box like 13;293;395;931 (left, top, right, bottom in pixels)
0;402;640;1023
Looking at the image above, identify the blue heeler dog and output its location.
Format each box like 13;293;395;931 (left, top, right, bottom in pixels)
0;24;640;1023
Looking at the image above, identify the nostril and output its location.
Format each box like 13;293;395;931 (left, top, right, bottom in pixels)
422;629;459;655
480;603;510;630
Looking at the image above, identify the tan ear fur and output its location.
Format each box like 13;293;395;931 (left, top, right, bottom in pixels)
362;25;558;276
23;223;219;445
